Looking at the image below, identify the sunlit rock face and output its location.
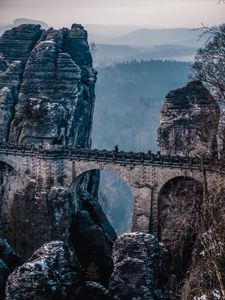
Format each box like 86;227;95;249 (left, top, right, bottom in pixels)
157;80;220;157
0;23;96;147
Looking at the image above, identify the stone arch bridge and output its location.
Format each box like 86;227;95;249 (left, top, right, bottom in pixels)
0;143;225;236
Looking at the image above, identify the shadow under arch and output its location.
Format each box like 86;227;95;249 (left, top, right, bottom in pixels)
70;168;134;235
0;160;20;228
158;175;203;282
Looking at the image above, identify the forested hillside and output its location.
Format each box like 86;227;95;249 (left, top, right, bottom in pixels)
92;60;191;152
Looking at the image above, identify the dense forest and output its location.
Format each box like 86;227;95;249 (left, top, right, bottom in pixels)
92;59;191;152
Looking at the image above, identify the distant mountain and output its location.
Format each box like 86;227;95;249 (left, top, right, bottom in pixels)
0;18;48;36
106;28;207;47
92;43;197;66
86;24;143;39
92;44;140;66
13;18;48;28
88;33;109;43
86;24;167;44
125;44;198;63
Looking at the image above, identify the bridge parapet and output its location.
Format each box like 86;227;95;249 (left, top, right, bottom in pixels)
0;143;225;242
0;143;223;170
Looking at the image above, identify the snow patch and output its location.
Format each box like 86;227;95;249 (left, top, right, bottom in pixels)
194;295;207;300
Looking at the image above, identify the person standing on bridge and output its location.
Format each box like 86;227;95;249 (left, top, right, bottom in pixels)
115;145;119;153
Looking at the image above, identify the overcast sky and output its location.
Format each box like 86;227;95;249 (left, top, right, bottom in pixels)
0;0;224;28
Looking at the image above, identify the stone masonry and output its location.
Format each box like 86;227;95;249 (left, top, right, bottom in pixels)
0;144;224;239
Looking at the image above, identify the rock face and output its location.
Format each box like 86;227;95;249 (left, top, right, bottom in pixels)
109;233;170;300
0;56;23;143
157;80;220;157
6;181;73;260
5;241;83;300
0;23;96;147
0;24;43;65
0;238;20;298
70;176;117;286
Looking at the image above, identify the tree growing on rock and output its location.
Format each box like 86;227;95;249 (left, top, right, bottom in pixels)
193;24;225;155
193;24;225;102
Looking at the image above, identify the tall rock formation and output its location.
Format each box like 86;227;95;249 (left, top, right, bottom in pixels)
157;80;220;157
0;23;96;147
0;24;105;261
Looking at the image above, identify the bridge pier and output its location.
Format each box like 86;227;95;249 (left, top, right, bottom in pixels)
149;185;160;236
132;185;152;234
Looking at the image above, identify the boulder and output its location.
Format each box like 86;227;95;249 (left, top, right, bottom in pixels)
5;240;83;300
109;233;170;300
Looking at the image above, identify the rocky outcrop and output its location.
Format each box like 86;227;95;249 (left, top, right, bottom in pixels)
109;233;170;300
0;23;96;147
0;23;100;259
3;234;171;300
157;80;220;157
70;187;117;287
68;169;117;287
5;241;83;300
5;240;114;300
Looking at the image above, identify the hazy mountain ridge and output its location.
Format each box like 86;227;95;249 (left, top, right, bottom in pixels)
104;27;207;47
0;18;48;36
92;43;197;66
87;25;205;66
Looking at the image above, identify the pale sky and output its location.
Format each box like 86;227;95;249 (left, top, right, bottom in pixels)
0;0;224;28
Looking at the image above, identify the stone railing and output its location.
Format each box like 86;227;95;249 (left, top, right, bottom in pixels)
0;143;224;169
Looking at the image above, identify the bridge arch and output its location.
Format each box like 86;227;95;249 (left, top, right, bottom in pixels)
72;162;135;191
0;160;18;180
70;168;134;234
158;175;203;238
0;155;20;174
157;175;203;281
